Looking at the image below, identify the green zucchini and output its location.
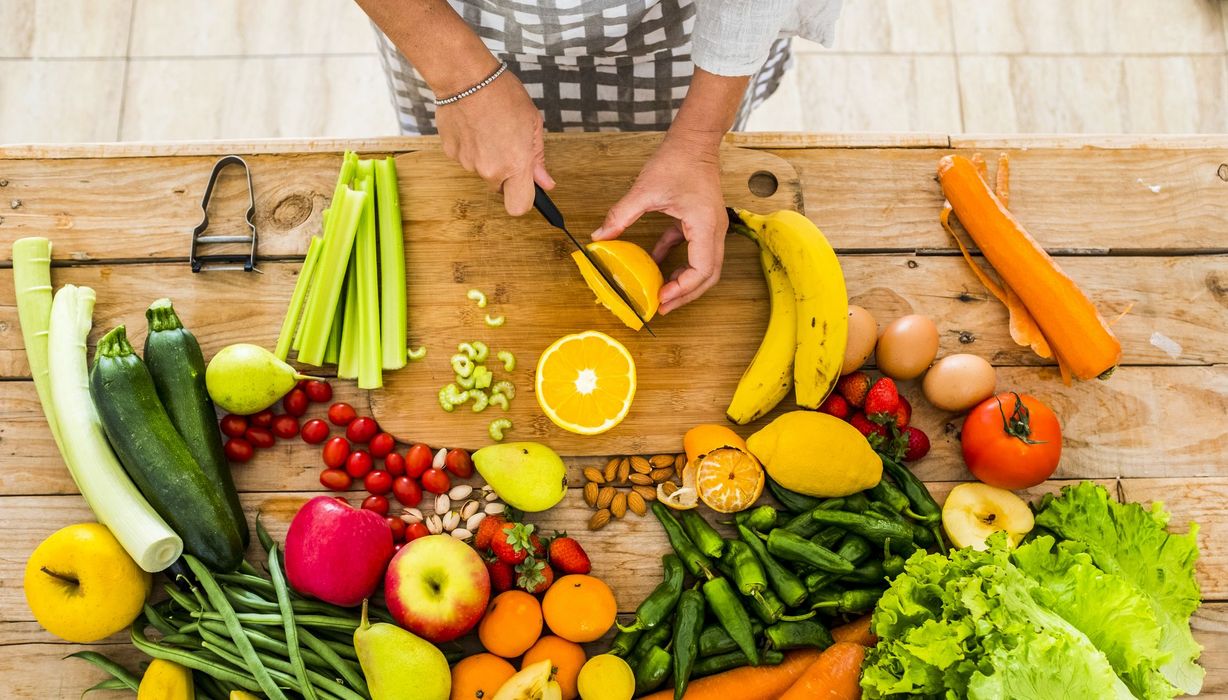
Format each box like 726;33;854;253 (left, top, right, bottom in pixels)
90;325;244;571
144;298;249;547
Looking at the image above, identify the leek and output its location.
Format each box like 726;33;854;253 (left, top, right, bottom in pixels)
295;187;366;365
274;236;322;361
336;256;359;380
354;161;383;389
12;237;61;447
374;157;407;370
47;285;182;572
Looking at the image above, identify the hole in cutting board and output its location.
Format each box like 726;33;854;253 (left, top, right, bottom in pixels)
748;170;779;197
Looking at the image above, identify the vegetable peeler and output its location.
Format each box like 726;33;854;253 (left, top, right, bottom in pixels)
190;155;258;273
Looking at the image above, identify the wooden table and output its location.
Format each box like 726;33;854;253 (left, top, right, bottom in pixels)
1;133;1225;698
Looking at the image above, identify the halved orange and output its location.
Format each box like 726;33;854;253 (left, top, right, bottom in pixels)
683;425;748;464
694;447;765;513
572;241;663;331
535;331;636;435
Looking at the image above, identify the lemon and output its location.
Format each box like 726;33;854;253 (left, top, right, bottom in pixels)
577;654;635;700
746;411;881;497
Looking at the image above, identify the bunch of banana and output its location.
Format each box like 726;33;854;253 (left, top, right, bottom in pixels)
727;208;848;424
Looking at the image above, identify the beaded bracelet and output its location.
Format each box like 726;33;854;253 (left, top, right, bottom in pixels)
433;62;509;107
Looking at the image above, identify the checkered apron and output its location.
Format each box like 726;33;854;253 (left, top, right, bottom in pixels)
374;0;792;134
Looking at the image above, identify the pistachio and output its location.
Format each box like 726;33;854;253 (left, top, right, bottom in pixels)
451;529;473;540
434;494;451;515
443;511;461;531
485;502;506;515
401;508;424;524
466;512;487;531
432;448;448;470
426;514;443;534
449;485;474;501
461;500;480;519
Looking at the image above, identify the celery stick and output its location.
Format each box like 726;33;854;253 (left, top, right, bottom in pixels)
274;236;323;360
295;152;356;354
374;157;407;370
354;162;383;389
336;255;360;379
323;281;344;366
296;188;366;365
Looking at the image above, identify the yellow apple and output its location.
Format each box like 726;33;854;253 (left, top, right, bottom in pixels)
24;523;151;642
942;483;1035;550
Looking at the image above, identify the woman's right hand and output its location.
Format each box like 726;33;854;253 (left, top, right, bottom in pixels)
436;69;555;216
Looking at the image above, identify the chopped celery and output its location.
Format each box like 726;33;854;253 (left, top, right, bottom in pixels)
488;418;512;441
296;187;366;365
473;365;493;389
496;350;516;372
438;389;457;412
354;162;383;390
485;314;505;327
374;157;407;371
488;393;510;411
336;258;359;379
440;383;469;406
467;289;487;308
408;346;427;361
457;342;477;360
274;236;322;361
470;390;489;412
471;341;489;363
451;354;474;378
491;380;515;399
456;373;477;390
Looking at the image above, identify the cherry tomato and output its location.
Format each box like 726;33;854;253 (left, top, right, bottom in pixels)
328;402;357;426
406;443;432;479
271;415;299;439
346;450;374;479
369;432;396;458
322;437;351;469
304;380;333;403
361;494;389;516
346;417;380;443
219;414;248;438
384;452;406;477
301;418;330;445
421;468;451;495
282;388;309;417
224;438;254;463
444;448;474;478
386;517;407;542
365;470;393;496
250;410;274;428
961;392;1062;490
392;476;422;507
405;522;430;541
245;426;276;449
319;468;352;491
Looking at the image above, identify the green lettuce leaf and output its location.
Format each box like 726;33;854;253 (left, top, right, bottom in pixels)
1035;482;1203;695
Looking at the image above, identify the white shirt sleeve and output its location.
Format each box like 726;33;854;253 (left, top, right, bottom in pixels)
692;0;844;76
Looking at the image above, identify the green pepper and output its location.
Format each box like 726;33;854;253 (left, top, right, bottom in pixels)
628;622;673;669
736;523;807;607
766;530;855;574
702;577;761;666
882;538;906;578
810;526;844;550
693;650;785;678
842;492;872;512
609;626;643;657
809;509;916;547
868;478;917;518
698;621;764;658
618;553;684;633
721;539;769;600
766;476;821;513
671;589;704;700
880;456;944;544
652;502;715;579
634;645;672;695
810;587;886;614
804;535;874;591
736;505;778;532
839;560;887;585
783;498;846;537
765;619;834;651
747;586;786;625
866;503;935;548
680;510;726;560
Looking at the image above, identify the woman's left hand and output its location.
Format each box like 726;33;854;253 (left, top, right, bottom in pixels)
591;130;728;315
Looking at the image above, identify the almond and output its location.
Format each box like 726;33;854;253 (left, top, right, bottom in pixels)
583;467;606;485
603;457;619;482
628;473;654;486
596;486;616;509
632;485;658;502
661;481;679;497
650;454;675;468
627;490;648;516
583;482;600;508
611;492;628;519
617;458;631;484
630;456;653;474
674;453;687;471
589;509;612;531
650;467;674;483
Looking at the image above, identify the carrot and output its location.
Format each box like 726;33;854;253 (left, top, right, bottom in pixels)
779;642;866;700
831;614;877;647
938;154;1121;381
636;649;822;700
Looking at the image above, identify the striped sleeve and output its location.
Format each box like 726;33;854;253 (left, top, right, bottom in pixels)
692;0;844;76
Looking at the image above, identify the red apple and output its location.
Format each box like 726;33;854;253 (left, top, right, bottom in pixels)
384;534;489;643
285;496;394;607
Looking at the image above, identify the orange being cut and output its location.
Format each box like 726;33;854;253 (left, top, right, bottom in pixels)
572;240;664;331
535;331;637;435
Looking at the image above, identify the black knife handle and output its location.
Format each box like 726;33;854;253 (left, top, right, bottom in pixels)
533;184;567;230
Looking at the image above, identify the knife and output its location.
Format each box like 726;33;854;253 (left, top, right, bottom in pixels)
532;184;655;336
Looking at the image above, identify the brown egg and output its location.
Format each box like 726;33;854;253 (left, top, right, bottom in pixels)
841;305;878;375
876;314;939;380
923;353;997;412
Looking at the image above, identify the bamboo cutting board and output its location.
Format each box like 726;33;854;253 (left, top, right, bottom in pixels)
369;135;803;454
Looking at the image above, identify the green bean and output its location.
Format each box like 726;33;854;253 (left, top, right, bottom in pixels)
301;625;370;697
193;672;231;700
198;621;333;672
225;587;279;613
255;514;276;555
199;630;360;700
144;602;179;636
270;545;317;700
193;612;359;632
164;584;204;614
131;621;262;693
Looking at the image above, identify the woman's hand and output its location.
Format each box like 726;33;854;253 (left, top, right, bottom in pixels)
437;70;555;216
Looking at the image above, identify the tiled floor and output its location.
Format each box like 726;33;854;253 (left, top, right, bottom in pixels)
2;0;1227;144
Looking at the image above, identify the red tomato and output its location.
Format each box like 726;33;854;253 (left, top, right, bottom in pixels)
384;452;406;477
319;468;352;491
386;517;407;542
961;392;1062;489
346;417;380;443
361;494;389;516
327;403;357;426
224;438;254;463
219;414;248;438
304;380;333;403
405;522;430;541
444;448;474;478
392;476;423;507
322;437;351;469
365;470;393;496
250;410;274;428
301;419;330;445
421;468;451;495
369;432;396;458
271;415;300;439
282;389;309;417
245;426;276;449
406;443;432;479
346;450;374;479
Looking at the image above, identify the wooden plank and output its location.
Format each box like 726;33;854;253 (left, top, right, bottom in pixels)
727;132;951;149
951;134;1228;150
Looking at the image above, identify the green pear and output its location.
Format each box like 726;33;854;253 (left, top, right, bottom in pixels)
354;601;450;700
205;343;312;414
473;442;568;512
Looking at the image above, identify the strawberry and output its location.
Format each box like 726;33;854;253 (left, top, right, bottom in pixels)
516;557;555;594
548;536;592;575
486;557;515;592
818;393;851;421
893;396;912;429
528;532;546;559
474;514;507;551
849;412;888;440
836;372;871;408
491;522;537;565
901;426;931;461
864;377;900;418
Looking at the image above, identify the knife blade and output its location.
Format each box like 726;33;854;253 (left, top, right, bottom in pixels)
532;184;655;336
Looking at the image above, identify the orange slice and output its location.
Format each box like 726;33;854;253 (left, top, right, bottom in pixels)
571;241;664;331
694;447;765;513
535;331;637;435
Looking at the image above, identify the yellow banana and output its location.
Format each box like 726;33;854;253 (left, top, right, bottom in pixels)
727;247;796;424
734;209;847;409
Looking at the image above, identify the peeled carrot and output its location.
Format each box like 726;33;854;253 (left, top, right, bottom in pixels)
831;614;877;647
938;154;1121;380
637;649;822;700
779;642;866;700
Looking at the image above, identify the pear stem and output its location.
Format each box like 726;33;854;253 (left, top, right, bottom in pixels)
359;599;371;632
